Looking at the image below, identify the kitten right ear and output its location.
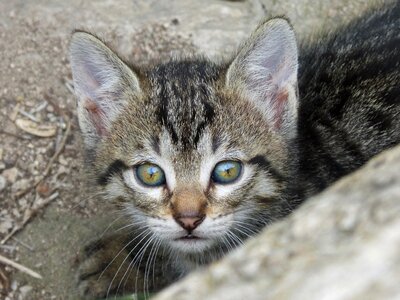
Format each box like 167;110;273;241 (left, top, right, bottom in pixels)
226;18;298;141
69;31;140;149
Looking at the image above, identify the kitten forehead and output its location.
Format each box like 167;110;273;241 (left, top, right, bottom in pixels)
148;59;221;150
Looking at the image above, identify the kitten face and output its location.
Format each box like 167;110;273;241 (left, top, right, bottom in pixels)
98;80;286;255
70;19;298;260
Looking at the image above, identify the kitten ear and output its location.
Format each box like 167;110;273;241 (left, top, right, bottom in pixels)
69;31;140;149
226;18;298;140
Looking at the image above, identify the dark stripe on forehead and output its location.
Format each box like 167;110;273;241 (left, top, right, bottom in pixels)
248;155;286;183
151;59;219;149
193;100;215;146
97;160;128;186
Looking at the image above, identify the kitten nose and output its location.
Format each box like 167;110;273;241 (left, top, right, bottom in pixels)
175;214;205;232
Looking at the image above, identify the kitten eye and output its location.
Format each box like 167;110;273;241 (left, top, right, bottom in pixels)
211;161;242;184
135;163;166;187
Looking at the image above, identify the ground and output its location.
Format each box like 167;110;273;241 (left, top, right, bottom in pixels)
0;0;380;299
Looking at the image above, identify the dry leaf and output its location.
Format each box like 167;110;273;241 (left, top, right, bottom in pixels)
15;119;57;137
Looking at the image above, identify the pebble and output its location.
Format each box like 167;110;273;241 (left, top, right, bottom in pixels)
0;175;6;192
2;167;19;183
19;285;33;300
0;217;13;234
58;155;68;166
11;280;18;291
11;178;30;193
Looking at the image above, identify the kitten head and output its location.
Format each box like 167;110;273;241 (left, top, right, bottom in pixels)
69;18;298;260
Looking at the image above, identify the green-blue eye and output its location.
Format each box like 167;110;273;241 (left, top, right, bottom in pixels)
135;163;166;187
211;161;242;184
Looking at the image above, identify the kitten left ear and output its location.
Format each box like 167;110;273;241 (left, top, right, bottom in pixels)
226;18;298;140
69;31;141;149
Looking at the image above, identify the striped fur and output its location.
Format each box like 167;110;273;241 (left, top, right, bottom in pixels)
70;2;400;298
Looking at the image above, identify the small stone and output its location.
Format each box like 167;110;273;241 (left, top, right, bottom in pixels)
46;104;54;113
19;285;33;300
18;198;27;207
12;208;21;218
58;155;68;166
57;165;68;175
2;167;18;183
11;280;18;291
0;175;6;192
11;179;30;193
0;217;13;234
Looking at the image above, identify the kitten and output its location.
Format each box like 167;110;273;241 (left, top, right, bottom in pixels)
69;1;400;298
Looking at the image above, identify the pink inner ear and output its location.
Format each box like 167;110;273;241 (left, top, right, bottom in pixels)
84;98;108;136
272;88;288;130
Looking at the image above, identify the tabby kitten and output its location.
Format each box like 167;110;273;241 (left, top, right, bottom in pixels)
69;1;400;298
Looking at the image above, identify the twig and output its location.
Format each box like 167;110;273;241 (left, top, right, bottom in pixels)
0;254;42;279
31;101;48;113
1;192;59;244
18;109;40;123
0;267;10;291
13;119;71;200
0;244;16;252
11;237;34;251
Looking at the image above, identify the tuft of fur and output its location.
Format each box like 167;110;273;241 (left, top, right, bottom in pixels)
69;2;400;298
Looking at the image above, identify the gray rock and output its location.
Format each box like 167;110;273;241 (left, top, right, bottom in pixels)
153;145;400;300
18;285;33;300
2;167;18;183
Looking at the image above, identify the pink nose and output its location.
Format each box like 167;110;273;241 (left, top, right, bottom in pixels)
175;215;205;232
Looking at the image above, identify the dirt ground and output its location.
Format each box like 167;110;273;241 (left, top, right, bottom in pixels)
0;0;382;299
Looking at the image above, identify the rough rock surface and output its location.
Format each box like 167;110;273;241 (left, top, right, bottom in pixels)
153;145;400;300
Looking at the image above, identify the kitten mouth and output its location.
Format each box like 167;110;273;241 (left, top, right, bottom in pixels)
171;234;212;252
176;234;203;241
